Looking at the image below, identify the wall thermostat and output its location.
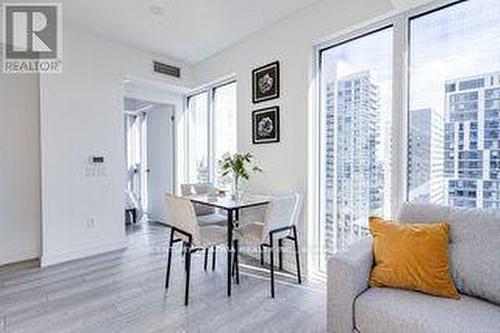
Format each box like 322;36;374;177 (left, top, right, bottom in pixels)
89;156;105;164
85;155;107;177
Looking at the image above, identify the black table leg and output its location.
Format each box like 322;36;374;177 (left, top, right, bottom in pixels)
227;209;233;297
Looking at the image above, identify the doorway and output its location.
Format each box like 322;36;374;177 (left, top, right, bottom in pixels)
124;97;175;224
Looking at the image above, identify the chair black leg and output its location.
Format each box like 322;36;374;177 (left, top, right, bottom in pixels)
234;240;239;284
292;226;302;284
232;254;235;277
165;228;174;289
132;208;137;224
278;238;283;271
185;244;192;306
269;234;275;298
212;246;216;271
231;241;236;278
260;244;264;266
204;248;208;271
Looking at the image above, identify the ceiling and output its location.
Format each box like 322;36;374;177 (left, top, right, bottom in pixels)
390;0;433;10
33;0;323;64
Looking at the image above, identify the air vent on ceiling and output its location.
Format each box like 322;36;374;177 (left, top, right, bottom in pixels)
153;61;181;78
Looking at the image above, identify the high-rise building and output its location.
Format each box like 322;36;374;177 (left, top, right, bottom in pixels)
444;72;500;208
408;108;444;203
409;108;433;202
324;71;381;253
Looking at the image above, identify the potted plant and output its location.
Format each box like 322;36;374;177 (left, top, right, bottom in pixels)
219;152;262;200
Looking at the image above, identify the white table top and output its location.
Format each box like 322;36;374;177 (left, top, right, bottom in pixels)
189;194;271;210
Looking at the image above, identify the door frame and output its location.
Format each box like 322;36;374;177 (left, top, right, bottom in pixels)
124;98;177;222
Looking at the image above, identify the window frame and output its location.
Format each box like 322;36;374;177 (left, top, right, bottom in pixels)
211;80;238;184
316;23;395;272
186;90;210;184
185;78;237;185
311;0;467;274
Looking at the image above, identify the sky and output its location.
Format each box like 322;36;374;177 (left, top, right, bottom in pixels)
321;0;500;159
410;0;500;116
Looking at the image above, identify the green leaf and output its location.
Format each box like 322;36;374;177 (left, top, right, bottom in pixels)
216;151;262;182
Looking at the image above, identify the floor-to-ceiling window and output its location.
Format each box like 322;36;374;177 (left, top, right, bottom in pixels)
186;80;237;186
213;81;238;186
319;27;393;268
317;0;500;269
187;92;209;183
408;0;500;208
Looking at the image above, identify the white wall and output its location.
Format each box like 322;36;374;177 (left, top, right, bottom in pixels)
39;26;191;266
191;0;395;272
0;68;41;266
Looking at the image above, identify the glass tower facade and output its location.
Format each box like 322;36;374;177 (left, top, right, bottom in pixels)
444;72;500;208
409;108;433;203
324;71;382;254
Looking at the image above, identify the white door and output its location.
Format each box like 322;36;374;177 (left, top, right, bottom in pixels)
146;105;175;223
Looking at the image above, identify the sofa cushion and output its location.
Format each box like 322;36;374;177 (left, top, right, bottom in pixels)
368;217;459;299
398;203;500;305
355;288;500;333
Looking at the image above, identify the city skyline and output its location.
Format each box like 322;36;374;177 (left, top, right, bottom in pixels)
325;69;500;256
324;71;382;254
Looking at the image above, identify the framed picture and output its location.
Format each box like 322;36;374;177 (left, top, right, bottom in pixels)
252;61;280;103
252;106;280;144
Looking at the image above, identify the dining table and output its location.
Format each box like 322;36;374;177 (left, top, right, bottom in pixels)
189;193;271;297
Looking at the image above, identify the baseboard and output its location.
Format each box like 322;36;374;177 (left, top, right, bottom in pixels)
40;239;127;267
0;248;39;266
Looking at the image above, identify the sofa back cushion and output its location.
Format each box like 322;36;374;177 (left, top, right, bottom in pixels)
398;202;500;305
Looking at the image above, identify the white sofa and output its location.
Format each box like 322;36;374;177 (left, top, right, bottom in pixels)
327;202;500;333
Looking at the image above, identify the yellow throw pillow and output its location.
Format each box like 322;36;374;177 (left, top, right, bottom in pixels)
369;216;460;299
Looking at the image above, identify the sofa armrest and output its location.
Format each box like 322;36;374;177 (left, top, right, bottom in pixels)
327;236;373;333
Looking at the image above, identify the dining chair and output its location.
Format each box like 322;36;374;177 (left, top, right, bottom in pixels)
181;183;227;223
180;183;228;269
180;183;216;215
164;194;238;305
235;193;302;298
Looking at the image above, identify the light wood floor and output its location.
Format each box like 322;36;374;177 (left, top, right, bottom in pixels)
0;222;326;333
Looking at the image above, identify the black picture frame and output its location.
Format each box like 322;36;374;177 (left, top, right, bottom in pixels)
252;106;280;144
252;61;280;103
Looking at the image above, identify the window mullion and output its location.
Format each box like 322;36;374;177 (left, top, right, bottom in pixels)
391;14;409;218
185;98;191;184
208;88;215;184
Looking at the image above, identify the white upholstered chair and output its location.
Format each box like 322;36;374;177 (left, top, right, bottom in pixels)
164;194;234;305
235;193;302;298
180;183;227;226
